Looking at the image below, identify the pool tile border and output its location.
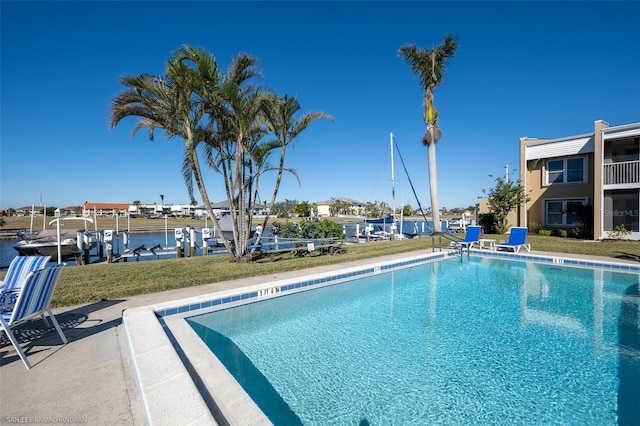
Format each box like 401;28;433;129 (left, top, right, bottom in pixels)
154;250;639;319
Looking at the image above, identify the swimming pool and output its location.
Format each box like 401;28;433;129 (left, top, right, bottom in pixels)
123;251;640;425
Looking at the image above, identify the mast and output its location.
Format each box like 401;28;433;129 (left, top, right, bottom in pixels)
390;132;396;218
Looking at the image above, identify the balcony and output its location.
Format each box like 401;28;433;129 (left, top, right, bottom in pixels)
603;160;640;186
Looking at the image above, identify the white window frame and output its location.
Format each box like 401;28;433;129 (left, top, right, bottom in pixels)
543;198;589;227
543;156;587;186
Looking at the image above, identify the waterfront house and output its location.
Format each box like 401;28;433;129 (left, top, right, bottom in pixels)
519;120;639;240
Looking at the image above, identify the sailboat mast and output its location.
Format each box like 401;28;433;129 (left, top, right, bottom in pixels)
390;132;396;218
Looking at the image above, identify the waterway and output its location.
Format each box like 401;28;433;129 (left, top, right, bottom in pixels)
0;219;445;269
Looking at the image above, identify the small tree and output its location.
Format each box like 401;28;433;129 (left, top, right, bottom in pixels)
483;175;528;234
272;199;298;218
295;201;312;217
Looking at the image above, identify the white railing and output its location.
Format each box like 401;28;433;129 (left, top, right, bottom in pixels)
603;160;640;185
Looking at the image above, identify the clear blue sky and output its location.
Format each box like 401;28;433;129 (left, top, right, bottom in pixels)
2;1;639;212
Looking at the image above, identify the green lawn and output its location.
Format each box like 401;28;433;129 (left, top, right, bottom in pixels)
36;234;640;308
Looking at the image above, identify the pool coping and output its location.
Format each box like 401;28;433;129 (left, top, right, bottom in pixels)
122;249;640;425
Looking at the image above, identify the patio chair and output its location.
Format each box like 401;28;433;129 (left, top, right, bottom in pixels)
0;255;51;292
452;225;481;249
0;264;67;369
496;227;531;253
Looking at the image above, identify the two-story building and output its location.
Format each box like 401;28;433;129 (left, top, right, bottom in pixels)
519;120;639;240
315;198;367;217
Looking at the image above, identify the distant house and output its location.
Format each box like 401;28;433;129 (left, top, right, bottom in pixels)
14;206;38;217
315;197;366;217
61;206;80;216
193;200;268;219
519;120;639;240
83;202;132;217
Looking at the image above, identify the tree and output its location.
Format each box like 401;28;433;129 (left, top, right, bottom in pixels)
110;46;260;258
483;175;528;234
272;199;298;218
329;199;350;216
110;47;232;249
295;201;312;217
364;201;390;218
111;45;330;261
399;35;459;233
258;94;332;238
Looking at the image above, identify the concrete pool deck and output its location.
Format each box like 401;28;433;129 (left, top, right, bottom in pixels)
1;249;638;425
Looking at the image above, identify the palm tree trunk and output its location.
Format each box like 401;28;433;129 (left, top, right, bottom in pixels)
257;145;286;245
427;142;441;233
185;129;233;255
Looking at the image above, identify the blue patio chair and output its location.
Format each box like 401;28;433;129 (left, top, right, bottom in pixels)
496;227;531;253
452;225;482;249
0;264;67;369
0;255;52;292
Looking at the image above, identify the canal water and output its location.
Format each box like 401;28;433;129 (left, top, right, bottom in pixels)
0;219;443;269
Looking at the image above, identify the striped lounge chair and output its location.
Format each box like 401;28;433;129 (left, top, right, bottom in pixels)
0;255;52;292
0;265;67;369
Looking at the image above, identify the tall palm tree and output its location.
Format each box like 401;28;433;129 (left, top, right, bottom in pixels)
204;68;269;258
111;46;235;256
258;94;333;240
399;34;458;233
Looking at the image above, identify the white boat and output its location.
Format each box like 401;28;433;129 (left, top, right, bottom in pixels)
14;229;82;259
14;217;97;261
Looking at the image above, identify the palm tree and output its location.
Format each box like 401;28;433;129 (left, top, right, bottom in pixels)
399;34;459;233
110;46;235;256
257;94;333;241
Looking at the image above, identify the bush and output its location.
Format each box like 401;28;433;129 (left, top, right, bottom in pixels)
608;224;631;240
538;229;552;236
299;219;345;239
272;220;345;240
530;221;542;234
271;221;300;238
478;213;499;234
559;229;568;238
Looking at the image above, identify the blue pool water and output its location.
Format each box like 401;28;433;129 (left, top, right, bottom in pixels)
187;257;640;425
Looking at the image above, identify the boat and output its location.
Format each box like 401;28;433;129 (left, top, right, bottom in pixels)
14;217;98;261
364;215;395;224
14;229;83;259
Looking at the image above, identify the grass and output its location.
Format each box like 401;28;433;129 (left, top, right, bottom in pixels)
2;216;639;308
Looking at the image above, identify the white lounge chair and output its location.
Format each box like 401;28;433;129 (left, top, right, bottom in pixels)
496;227;531;253
0;265;67;369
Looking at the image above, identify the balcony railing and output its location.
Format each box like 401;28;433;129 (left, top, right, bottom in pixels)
603;160;640;185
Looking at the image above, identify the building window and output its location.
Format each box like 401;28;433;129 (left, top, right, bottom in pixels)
603;190;639;232
544;157;586;185
544;199;587;227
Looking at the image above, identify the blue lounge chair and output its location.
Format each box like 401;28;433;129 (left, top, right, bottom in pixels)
496;227;531;253
0;255;51;292
0;265;67;369
452;226;481;249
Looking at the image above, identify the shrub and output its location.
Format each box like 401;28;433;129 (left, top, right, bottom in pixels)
299;219;345;239
478;213;499;234
538;229;551;236
608;224;631;240
559;229;568;238
530;221;542;234
273;220;345;240
271;221;300;238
